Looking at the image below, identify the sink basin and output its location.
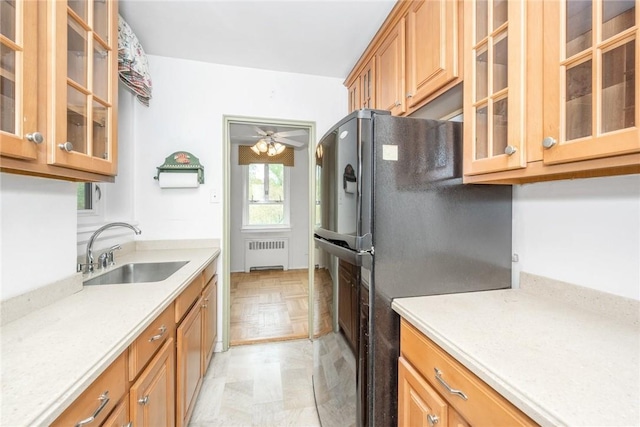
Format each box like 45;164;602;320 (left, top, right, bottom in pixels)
83;261;189;286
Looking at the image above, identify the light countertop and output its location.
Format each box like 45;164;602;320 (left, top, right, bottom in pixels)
1;244;220;426
391;273;640;427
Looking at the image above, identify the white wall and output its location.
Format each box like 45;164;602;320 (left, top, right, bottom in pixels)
132;55;345;245
229;145;310;272
513;174;640;300
0;174;77;300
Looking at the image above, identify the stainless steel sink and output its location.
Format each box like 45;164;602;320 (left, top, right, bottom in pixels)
83;261;189;286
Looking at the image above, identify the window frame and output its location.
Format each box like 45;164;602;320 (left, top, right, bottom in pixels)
242;163;291;230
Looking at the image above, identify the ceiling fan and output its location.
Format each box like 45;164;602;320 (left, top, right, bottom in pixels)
245;126;307;156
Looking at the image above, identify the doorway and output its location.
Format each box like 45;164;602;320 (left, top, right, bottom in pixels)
222;116;316;349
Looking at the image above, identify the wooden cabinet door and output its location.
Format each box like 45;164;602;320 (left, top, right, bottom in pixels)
348;78;360;113
176;297;204;427
448;407;470;427
463;0;527;175
338;264;354;346
130;338;175;427
406;0;460;108
360;57;376;109
102;396;130;427
398;357;448;427
202;278;217;373
45;0;118;175
376;18;406;115
0;0;39;160
542;0;639;165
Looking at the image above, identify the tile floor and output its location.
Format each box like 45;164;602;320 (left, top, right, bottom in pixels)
189;339;321;427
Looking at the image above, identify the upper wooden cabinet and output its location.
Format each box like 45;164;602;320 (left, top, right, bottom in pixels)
406;0;460;108
0;0;39;161
464;0;639;184
46;0;118;175
463;0;527;176
542;0;639;165
376;18;407;115
0;0;119;182
345;0;463;117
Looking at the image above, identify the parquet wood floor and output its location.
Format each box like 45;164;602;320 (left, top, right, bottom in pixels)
230;269;333;346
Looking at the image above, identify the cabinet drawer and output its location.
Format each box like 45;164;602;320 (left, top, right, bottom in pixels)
51;352;127;427
398;356;448;427
175;274;204;323
102;396;129;427
400;320;535;426
129;303;175;381
202;260;217;286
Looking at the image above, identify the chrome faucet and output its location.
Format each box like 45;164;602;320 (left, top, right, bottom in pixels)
80;222;142;273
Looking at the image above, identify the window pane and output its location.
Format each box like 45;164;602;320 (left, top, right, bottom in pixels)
77;183;92;210
249;164;265;201
602;41;635;133
268;164;284;201
603;0;635;41
566;60;592;140
566;0;592;57
249;204;285;225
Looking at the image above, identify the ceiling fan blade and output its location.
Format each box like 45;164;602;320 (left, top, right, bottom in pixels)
234;134;262;139
274;136;305;147
274;129;307;138
252;126;268;136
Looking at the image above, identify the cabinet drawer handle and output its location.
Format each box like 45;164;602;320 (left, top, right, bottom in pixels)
138;395;149;405
124;423;133;427
148;325;167;342
427;414;439;425
75;390;109;427
434;368;468;400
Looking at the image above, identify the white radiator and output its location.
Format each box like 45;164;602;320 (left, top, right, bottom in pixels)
244;238;289;272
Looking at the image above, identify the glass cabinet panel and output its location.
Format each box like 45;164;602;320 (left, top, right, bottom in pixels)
92;100;108;159
493;0;508;29
476;45;488;100
602;0;635;41
493;33;508;92
93;0;109;42
67;17;88;87
1;0;16;40
0;44;16;134
475;105;488;159
476;0;488;42
67;85;88;154
602;40;635;133
68;0;87;21
93;41;109;100
492;97;508;154
565;60;592;140
566;0;592;58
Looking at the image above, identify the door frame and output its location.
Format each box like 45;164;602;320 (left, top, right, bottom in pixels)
222;115;316;351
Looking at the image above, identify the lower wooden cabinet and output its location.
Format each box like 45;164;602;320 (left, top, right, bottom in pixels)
130;338;176;427
202;276;218;372
176;296;204;427
338;260;360;353
103;396;130;427
398;357;448;427
399;319;536;427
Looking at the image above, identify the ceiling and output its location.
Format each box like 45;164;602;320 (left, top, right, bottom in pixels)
118;0;396;79
229;122;309;147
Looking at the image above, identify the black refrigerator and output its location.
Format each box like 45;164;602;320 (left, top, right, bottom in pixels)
312;109;512;426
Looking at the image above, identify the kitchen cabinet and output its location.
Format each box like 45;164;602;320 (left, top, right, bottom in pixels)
399;319;535;427
202;275;218;372
0;0;39;161
130;338;176;427
51;352;127;427
463;0;639;184
129;304;175;381
338;259;359;354
344;0;463;117
375;18;406;116
541;0;639;165
0;0;119;182
406;0;460;108
102;396;130;427
176;295;204;427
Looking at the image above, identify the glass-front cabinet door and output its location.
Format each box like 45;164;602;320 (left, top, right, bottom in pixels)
48;0;117;175
542;0;638;164
463;0;527;176
0;0;39;160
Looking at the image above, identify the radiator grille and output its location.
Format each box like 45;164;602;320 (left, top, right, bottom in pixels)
244;238;289;272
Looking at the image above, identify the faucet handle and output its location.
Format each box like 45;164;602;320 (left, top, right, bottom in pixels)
98;252;109;269
107;244;122;265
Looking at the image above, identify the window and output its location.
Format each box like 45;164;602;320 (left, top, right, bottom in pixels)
77;182;104;222
243;163;290;228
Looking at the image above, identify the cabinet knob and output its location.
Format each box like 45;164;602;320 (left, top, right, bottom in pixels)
542;136;557;149
138;395;149;405
394;101;401;107
427;414;439;426
59;142;74;152
504;145;517;156
26;132;44;144
406;92;413;98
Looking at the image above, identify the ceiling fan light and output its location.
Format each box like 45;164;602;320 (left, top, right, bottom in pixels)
250;144;261;155
274;142;285;154
267;144;277;156
256;139;268;153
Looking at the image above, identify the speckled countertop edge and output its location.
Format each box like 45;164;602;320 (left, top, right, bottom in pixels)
391;276;640;427
0;245;220;426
